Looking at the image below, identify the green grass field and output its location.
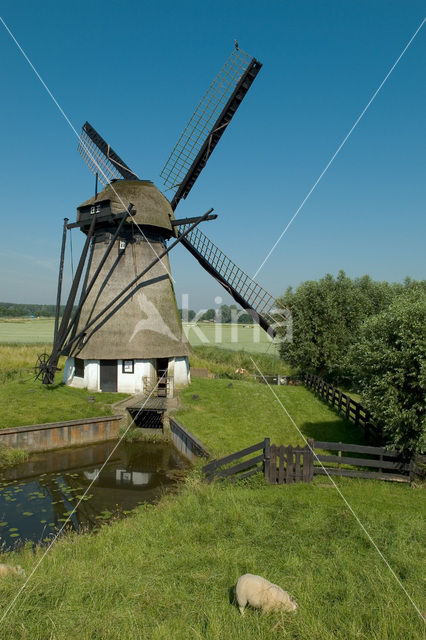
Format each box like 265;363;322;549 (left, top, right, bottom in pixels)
0;471;424;639
0;318;55;344
176;378;366;457
0;344;424;639
0;345;128;429
183;322;280;355
0;318;280;355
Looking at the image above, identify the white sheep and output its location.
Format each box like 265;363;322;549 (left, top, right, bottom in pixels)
235;573;297;615
0;564;26;578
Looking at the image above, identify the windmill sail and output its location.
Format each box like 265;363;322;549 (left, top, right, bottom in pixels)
176;224;289;337
161;49;262;209
78;122;139;185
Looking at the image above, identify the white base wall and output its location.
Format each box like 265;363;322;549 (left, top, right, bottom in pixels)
63;358;99;391
173;356;191;389
64;356;190;394
117;360;155;394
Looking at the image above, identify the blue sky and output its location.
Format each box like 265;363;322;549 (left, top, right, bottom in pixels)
0;1;425;311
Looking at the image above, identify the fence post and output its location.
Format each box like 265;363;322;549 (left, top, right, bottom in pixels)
307;438;314;481
354;404;360;428
285;445;293;484
338;390;343;413
409;456;416;483
345;396;351;421
264;438;270;481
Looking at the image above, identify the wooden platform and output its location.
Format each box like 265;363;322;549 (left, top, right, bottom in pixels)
126;397;167;412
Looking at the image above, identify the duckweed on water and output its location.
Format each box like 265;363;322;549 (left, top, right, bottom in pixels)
0;439;188;550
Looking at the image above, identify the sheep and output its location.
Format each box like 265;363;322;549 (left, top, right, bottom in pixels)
235;573;297;615
0;564;26;578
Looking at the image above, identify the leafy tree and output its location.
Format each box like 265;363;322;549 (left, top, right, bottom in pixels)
0;302;66;317
200;308;215;321
237;313;254;324
349;287;426;453
217;304;232;323
178;308;196;321
277;271;397;381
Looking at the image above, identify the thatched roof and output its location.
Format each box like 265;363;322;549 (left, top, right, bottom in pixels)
68;235;191;360
77;180;175;233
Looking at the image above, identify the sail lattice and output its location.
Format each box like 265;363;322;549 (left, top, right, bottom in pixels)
160;49;253;191
177;224;290;335
78;128;122;186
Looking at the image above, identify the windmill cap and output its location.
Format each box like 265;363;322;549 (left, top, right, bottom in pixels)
77;180;175;234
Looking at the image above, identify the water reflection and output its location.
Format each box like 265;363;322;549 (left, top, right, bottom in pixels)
0;440;188;550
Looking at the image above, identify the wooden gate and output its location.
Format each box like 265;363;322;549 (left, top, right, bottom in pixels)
267;440;314;484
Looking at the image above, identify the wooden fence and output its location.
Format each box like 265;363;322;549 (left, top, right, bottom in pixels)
203;438;314;485
313;440;411;482
304;373;382;442
202;438;415;484
268;441;314;484
202;440;267;483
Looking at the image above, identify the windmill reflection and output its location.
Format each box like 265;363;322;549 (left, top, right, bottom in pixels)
0;440;187;550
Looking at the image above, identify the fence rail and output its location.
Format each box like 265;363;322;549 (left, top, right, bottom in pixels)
304;373;382;442
313;440;411;482
202;440;266;483
202;437;416;484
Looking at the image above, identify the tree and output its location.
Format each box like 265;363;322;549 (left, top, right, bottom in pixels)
200;308;215;321
238;313;254;324
349;287;426;453
217;304;232;323
277;271;398;381
178;308;196;321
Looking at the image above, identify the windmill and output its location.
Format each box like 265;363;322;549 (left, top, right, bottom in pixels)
35;47;289;395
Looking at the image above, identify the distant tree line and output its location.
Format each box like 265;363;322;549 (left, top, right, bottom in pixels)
277;272;426;452
179;304;254;324
0;302;67;318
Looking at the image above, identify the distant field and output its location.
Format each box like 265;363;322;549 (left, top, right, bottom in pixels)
183;322;280;355
0;317;55;344
0;318;280;355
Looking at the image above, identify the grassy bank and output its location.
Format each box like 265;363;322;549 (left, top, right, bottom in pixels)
176;378;366;457
0;444;29;467
0;476;424;640
0;345;128;429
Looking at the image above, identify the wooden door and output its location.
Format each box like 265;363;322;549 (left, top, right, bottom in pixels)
100;360;117;392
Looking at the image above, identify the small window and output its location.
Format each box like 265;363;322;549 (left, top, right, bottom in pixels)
122;360;134;374
75;358;85;378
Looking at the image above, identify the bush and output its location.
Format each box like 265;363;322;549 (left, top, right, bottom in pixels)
349;287;426;453
277;272;424;383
